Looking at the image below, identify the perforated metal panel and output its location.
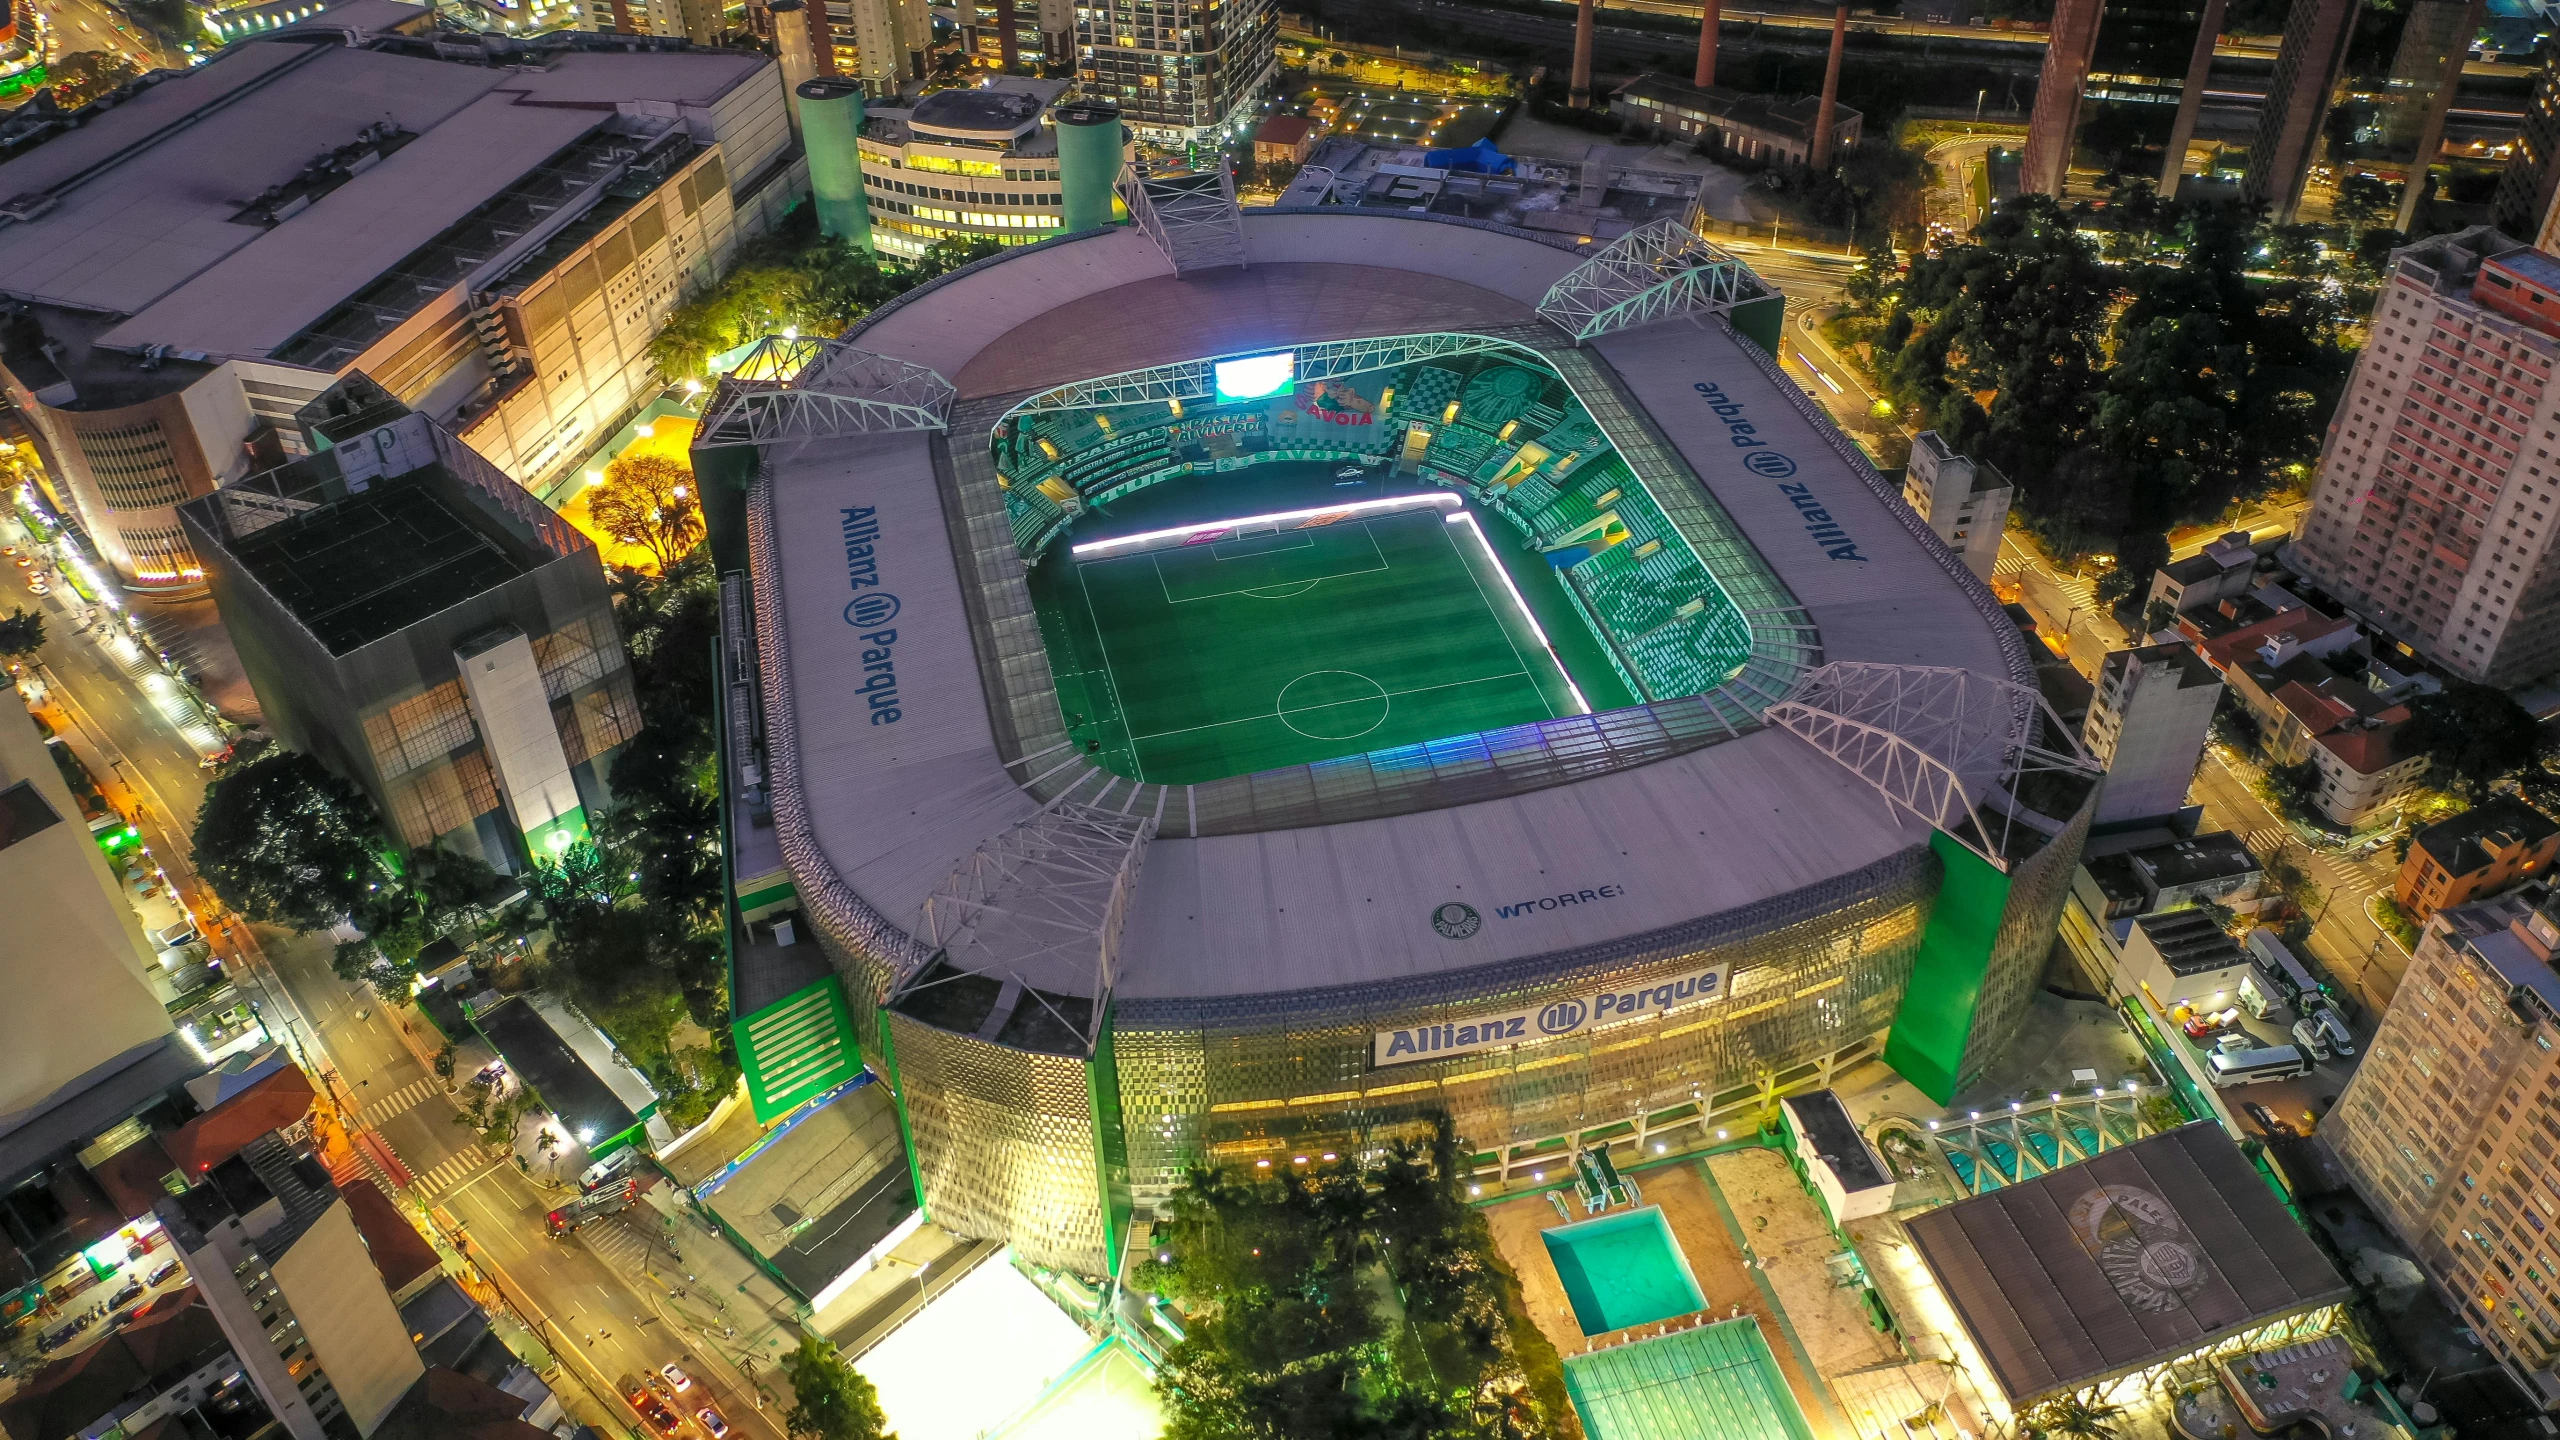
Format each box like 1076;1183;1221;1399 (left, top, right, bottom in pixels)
884;1013;1111;1275
1111;848;1935;1209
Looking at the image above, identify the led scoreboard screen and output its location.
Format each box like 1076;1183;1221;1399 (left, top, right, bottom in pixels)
1212;351;1295;402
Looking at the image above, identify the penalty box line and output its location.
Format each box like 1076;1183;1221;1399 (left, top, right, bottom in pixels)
1145;523;1390;604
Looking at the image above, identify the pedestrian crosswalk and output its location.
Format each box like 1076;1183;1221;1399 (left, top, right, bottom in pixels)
410;1146;507;1199
350;1077;442;1129
578;1214;658;1277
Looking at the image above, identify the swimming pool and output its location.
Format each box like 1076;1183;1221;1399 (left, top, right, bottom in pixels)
1542;1206;1707;1336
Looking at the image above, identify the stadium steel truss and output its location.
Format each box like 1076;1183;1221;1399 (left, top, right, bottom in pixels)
1765;662;2100;871
1536;219;1776;343
905;803;1154;1053
1118;164;1249;275
695;337;958;448
1012;331;1528;413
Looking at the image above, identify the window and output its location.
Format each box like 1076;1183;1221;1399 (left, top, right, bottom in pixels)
78;421;189;509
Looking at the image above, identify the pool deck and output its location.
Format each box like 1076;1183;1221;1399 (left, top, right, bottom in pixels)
1485;1158;1847;1439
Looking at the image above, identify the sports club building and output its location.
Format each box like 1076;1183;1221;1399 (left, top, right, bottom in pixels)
692;194;2101;1279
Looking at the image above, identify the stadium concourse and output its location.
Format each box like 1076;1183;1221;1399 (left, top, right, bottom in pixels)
694;207;2100;1280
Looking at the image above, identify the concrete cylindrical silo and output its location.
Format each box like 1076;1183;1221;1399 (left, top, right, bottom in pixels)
1053;99;1124;235
798;76;874;253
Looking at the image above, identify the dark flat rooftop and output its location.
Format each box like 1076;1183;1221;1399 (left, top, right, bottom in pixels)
475;998;639;1147
909;86;1046;135
224;468;542;655
1905;1123;2347;1404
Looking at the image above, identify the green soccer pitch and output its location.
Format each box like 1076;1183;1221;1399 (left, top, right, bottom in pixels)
1034;507;1584;783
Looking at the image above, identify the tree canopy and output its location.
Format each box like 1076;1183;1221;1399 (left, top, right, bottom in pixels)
1143;1117;1564;1439
781;1335;895;1440
0;608;42;657
192;746;394;933
1867;194;2355;595
2400;681;2544;799
587;454;705;572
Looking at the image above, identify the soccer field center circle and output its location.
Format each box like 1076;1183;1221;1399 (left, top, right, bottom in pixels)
1274;671;1391;740
722;210;2096;1277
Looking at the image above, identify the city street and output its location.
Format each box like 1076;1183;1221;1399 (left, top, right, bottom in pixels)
0;510;793;1437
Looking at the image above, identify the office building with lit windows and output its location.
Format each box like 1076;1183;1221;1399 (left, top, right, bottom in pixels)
2289;227;2560;686
1073;0;1276;144
0;5;797;592
2331;887;2560;1406
178;381;636;870
855;79;1113;260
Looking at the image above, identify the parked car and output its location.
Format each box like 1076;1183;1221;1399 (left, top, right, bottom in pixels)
2242;1101;2295;1138
630;1393;681;1436
696;1406;731;1437
147;1259;179;1286
107;1282;144;1310
658;1363;693;1393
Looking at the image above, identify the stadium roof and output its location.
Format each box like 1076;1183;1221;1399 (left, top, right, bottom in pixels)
1903;1123;2347;1404
757;211;2022;1009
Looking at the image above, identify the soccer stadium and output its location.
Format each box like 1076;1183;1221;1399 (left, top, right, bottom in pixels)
694;170;2102;1279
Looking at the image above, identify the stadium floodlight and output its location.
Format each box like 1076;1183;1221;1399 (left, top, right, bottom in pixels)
1212;351;1295;402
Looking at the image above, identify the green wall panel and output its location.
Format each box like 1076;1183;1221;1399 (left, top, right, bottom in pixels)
1882;832;2013;1104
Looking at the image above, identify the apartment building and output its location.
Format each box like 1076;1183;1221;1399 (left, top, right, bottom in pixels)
1897;430;2010;580
2084;642;2223;825
0;10;796;592
154;1134;424;1438
1073;0;1276;144
2400;799;2560;920
2291;228;2560;686
2331;888;2560;1405
2494;37;2560;250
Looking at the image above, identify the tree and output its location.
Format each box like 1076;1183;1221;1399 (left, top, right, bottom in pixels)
193;749;392;933
0;608;41;657
2142;598;2177;636
2024;1394;2127;1440
587;454;705;571
907;234;1005;282
2333;172;2398;232
781;1335;894;1440
44;51;140;109
2400;681;2542;799
2261;760;2325;828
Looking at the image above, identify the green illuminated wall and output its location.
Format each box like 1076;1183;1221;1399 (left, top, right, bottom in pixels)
1729;293;1784;358
734;976;863;1122
1882;832;2013;1104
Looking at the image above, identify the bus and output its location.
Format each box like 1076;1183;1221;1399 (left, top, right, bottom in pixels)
2208;1044;2314;1086
2245;929;2322;1004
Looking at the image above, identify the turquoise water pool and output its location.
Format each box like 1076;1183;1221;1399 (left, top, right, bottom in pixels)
1542;1207;1706;1336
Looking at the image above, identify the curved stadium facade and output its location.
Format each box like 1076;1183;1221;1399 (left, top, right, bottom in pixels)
695;207;2099;1278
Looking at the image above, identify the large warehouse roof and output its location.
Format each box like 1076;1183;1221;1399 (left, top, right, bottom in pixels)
1904;1123;2347;1404
756;211;2024;1006
0;27;771;356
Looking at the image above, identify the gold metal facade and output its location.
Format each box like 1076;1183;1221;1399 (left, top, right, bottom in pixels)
1112;848;1935;1209
881;1012;1112;1275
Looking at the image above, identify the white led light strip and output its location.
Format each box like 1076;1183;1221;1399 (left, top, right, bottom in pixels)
1068;491;1461;557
